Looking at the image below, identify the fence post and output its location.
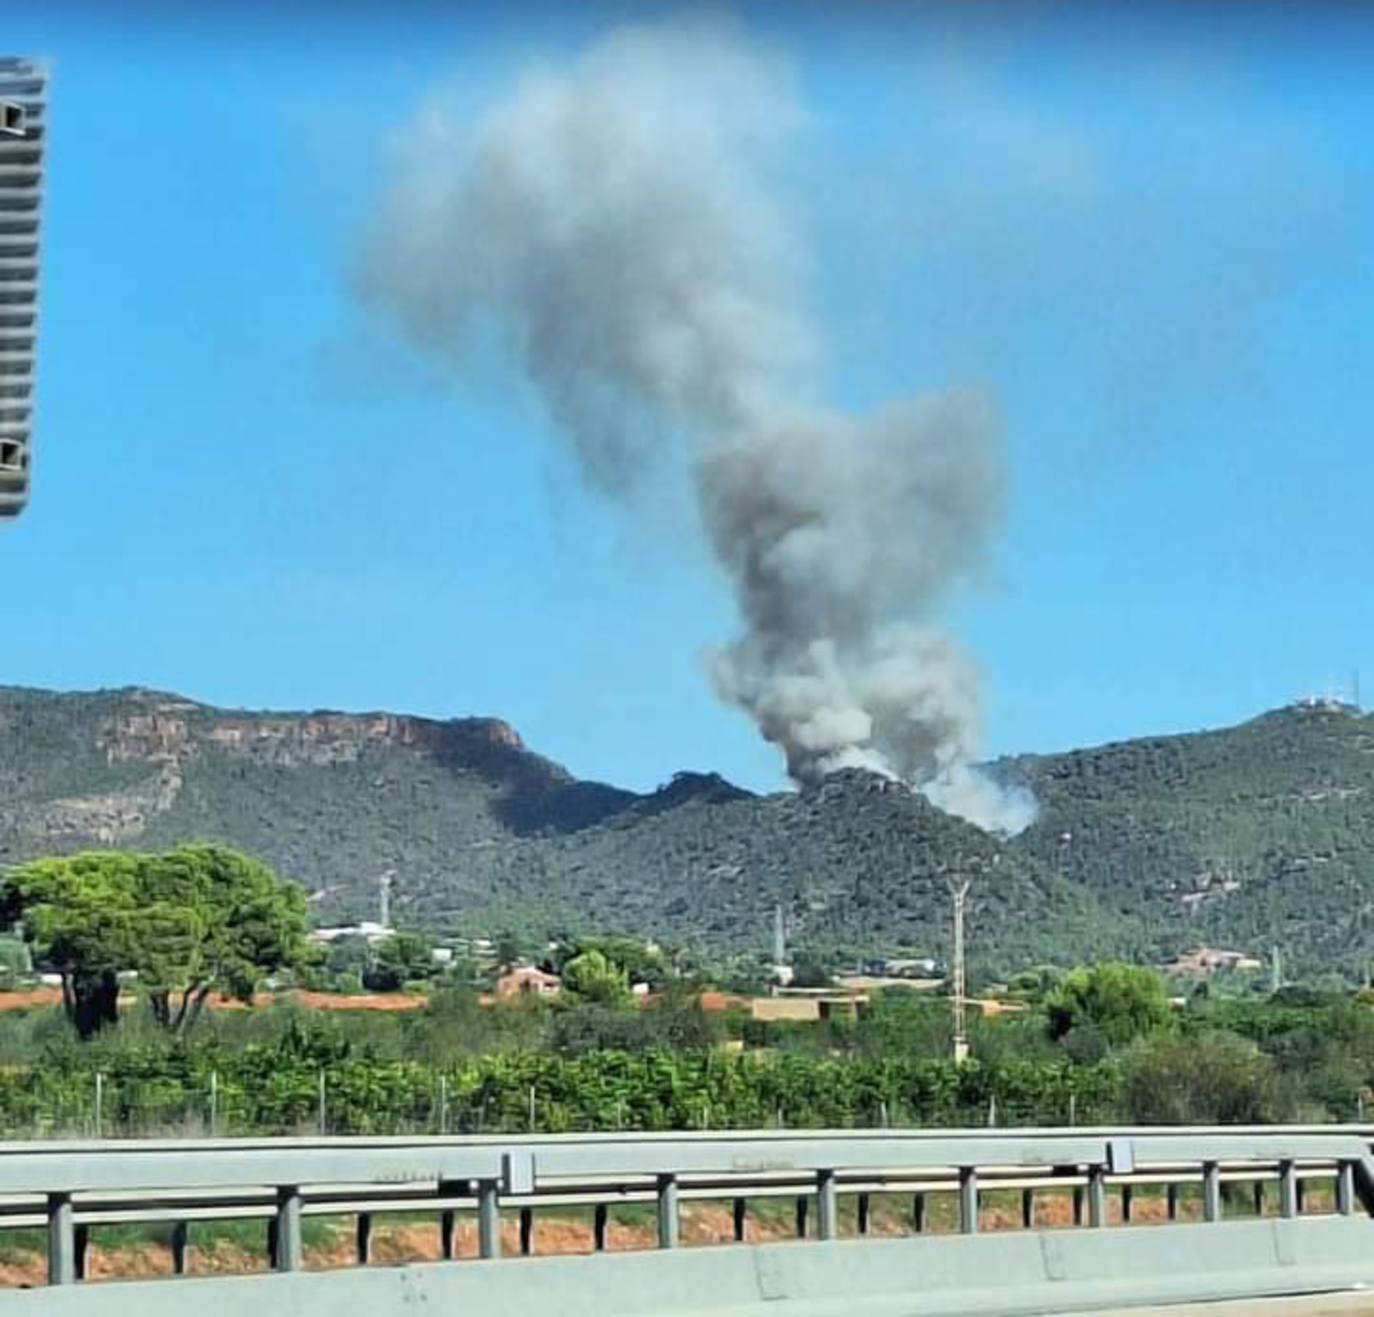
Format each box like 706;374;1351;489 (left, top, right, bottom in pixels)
46;1192;75;1285
438;1178;461;1261
209;1071;218;1137
1068;1092;1077;1127
1166;1182;1179;1221
593;1203;609;1252
1338;1160;1356;1216
528;1085;535;1132
1202;1161;1221;1223
171;1221;189;1275
1087;1166;1106;1228
656;1174;679;1248
987;1095;997;1128
94;1073;103;1138
440;1209;456;1260
1279;1160;1298;1219
734;1197;748;1241
879;1100;888;1128
1021;1187;1034;1229
519;1206;534;1256
317;1070;326;1136
817;1169;837;1240
959;1166;979;1234
912;1192;926;1233
1121;1183;1133;1223
477;1179;500;1259
274;1185;303;1272
356;1213;372;1264
73;1225;88;1281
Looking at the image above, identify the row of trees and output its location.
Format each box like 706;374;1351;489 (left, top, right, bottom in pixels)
2;844;1372;1137
0;847;721;1038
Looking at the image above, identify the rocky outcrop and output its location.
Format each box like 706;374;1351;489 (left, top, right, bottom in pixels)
99;694;525;772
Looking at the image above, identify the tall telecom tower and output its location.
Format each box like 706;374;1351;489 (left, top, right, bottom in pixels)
949;878;971;1064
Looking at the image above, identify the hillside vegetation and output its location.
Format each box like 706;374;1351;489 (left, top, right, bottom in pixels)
2;686;1372;976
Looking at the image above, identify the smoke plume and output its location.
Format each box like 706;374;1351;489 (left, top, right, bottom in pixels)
355;22;1035;835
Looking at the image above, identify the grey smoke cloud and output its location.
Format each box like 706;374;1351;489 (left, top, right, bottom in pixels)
355;21;1035;835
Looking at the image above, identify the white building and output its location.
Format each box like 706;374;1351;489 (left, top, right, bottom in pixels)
307;921;394;947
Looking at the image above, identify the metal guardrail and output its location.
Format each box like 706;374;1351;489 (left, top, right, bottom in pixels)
1;1126;1373;1291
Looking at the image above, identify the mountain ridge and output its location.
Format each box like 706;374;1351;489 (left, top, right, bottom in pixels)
2;684;1372;976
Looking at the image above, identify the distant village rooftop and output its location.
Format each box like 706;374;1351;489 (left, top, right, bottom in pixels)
1161;947;1264;978
495;965;562;999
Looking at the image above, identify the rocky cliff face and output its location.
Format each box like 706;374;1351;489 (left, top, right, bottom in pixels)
100;694;524;770
0;687;580;900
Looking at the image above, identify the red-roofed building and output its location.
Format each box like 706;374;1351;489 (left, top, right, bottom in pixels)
495;965;562;999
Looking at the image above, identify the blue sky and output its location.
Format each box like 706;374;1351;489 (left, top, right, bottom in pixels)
4;1;1373;793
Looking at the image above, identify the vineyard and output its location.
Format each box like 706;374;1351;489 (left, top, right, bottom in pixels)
0;961;1366;1137
0;1044;1125;1138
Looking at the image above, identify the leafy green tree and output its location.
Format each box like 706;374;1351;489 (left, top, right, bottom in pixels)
1;845;308;1038
1007;965;1066;1002
326;933;373;980
854;990;951;1059
589;936;669;990
561;949;631;1007
1046;963;1172;1049
0;851;141;1037
365;932;435;992
1126;1031;1293;1123
790;949;836;989
439;954;480;989
136;845;310;1030
495;930;525;971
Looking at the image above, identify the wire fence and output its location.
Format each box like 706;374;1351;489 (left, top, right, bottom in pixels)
0;1061;1148;1140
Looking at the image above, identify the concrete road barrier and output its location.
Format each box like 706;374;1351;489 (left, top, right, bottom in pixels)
6;1218;1374;1317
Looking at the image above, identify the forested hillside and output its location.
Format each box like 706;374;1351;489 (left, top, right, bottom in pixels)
1;686;1372;975
1002;702;1374;972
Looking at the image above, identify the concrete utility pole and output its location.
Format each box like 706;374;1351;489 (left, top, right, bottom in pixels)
949;878;971;1065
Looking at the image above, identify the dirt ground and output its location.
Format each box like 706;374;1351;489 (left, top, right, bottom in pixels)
0;988;427;1013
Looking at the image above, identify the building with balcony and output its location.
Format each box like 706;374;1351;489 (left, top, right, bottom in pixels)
0;58;45;520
